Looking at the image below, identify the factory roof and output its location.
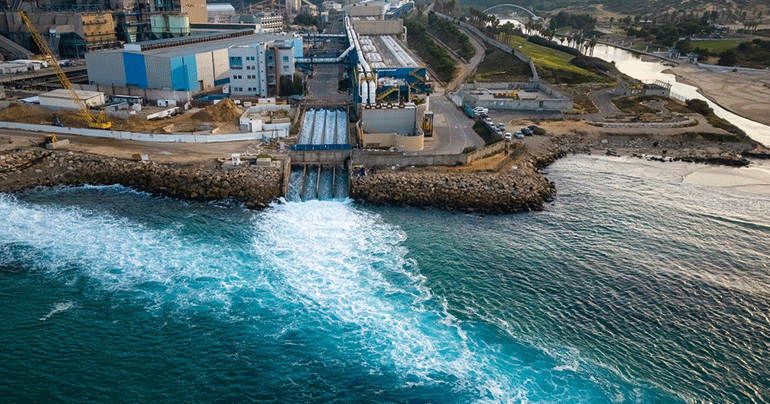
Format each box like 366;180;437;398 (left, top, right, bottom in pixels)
207;4;235;11
362;35;421;69
40;89;104;100
100;32;297;58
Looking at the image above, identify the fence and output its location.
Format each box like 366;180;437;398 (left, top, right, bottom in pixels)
0;121;280;143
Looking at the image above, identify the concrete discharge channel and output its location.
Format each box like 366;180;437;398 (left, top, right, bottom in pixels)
286;108;350;201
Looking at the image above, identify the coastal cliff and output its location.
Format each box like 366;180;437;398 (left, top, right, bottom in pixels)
0;148;282;208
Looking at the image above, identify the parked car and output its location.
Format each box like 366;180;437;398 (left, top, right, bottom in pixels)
504;132;512;140
521;128;533;136
514;131;524;139
497;123;506;130
528;125;539;131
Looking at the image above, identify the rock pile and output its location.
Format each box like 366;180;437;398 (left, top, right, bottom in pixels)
0;147;282;208
350;164;555;214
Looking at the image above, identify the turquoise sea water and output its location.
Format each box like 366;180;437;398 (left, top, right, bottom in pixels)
1;156;769;403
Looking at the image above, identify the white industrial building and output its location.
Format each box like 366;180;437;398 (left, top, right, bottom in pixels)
228;39;297;97
39;89;106;110
234;12;284;32
207;4;236;23
86;31;302;96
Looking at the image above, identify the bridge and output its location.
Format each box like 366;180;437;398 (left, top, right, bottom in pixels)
482;4;541;22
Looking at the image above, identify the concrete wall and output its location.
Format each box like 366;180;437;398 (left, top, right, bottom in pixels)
361;105;416;134
181;0;208;24
349;5;382;17
290;150;351;164
196;52;215;90
458;82;572;112
363;132;423;151
144;55;172;89
395;133;423;151
86;52;126;87
351;20;403;35
352;140;507;167
0;121;282;143
211;49;230;84
74;84;193;103
39;92;105;110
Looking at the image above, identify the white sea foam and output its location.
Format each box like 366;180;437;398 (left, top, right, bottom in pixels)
39;301;75;321
251;200;528;402
0;191;260;316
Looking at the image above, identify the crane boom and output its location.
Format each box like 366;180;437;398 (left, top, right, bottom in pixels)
19;11;111;129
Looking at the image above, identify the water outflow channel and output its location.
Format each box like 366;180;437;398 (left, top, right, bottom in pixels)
287;109;350;201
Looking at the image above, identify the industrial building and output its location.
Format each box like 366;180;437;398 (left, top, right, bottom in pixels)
457;82;572;112
85;30;302;94
233;12;284;32
228;39;297;97
0;11;119;58
39;89;106;110
0;0;194;59
360;103;423;151
207;4;236;23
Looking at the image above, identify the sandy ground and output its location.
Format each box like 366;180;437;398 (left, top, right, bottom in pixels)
0;130;271;166
665;64;770;126
586;154;770;195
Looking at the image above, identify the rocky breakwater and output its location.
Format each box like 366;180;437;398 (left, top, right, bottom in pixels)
0;147;282;208
350;150;558;214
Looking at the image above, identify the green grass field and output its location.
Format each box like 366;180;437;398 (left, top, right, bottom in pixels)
471;48;532;81
688;39;744;53
499;34;602;79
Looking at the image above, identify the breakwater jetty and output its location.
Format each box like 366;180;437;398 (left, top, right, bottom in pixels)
0;148;282;208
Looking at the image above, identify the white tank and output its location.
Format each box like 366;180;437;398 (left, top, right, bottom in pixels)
368;80;376;105
360;80;369;105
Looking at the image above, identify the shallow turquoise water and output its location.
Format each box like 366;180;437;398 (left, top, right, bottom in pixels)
1;156;768;403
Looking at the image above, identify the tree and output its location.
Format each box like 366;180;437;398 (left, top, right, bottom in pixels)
676;38;692;54
609;16;614;30
717;49;737;66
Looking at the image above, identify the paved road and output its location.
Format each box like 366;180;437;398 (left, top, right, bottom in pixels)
306;64;349;103
421;95;485;154
443;26;486;93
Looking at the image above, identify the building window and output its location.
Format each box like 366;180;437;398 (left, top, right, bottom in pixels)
229;56;242;69
282;56;289;62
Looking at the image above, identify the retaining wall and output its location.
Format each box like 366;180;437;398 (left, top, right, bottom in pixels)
352;140;507;167
0;121;282;143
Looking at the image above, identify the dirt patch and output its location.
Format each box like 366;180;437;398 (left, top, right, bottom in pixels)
190;98;243;123
0;103;54;124
0;98;246;134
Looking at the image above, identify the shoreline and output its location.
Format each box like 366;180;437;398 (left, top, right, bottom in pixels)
2;130;769;213
663;64;770;128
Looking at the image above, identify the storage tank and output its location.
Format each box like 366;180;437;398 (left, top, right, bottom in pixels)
368;80;376;105
150;15;167;40
168;15;190;37
360;78;368;105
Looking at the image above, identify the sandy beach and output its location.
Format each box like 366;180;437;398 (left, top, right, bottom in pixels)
665;63;770;126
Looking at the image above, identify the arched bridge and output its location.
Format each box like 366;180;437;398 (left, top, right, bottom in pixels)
482;4;541;21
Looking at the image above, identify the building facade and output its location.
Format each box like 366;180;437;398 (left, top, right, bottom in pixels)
86;32;302;93
228;39;297;97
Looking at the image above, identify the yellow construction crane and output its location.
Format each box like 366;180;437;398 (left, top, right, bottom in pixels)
19;11;111;129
